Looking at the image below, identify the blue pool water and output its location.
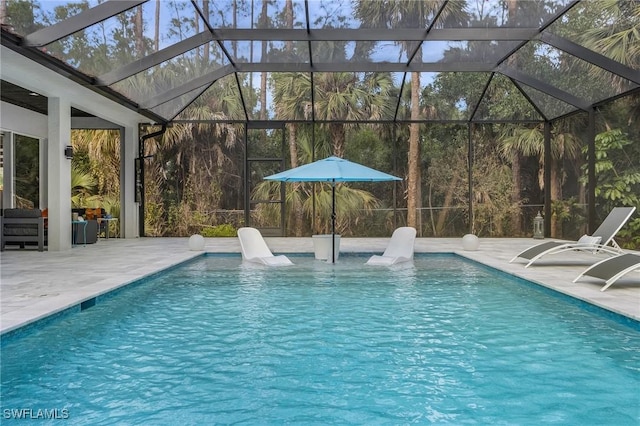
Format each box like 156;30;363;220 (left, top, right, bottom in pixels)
1;255;639;425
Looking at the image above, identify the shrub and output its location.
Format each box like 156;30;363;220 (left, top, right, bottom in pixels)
201;223;237;237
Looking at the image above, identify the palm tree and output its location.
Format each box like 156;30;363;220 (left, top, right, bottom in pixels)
270;47;393;233
269;0;305;235
499;124;580;237
70;163;98;208
312;71;385;158
576;0;640;91
157;76;244;216
72;129;121;195
271;71;309;235
128;59;245;235
251;133;380;236
355;1;466;232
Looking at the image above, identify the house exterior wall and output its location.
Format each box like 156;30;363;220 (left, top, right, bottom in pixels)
1;46;147;250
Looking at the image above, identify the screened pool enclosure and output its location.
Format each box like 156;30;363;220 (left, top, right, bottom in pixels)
1;1;638;244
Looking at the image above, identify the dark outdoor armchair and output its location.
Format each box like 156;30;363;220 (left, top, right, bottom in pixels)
0;208;46;251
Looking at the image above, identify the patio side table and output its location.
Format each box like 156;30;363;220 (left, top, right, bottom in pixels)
97;217;119;239
71;220;87;247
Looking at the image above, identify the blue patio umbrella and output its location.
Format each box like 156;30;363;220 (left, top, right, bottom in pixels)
264;156;402;263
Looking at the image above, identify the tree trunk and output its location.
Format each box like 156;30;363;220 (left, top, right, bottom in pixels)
154;0;160;52
288;125;304;236
285;0;293;51
551;159;563;238
284;0;303;235
134;6;145;56
202;0;209;63
232;0;238;56
511;151;522;235
407;72;421;230
436;174;458;235
1;0;8;24
260;0;268;122
330;123;345;158
428;183;436;235
506;0;523;235
260;71;268;122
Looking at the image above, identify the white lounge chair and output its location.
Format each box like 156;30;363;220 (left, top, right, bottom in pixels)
237;227;293;266
573;253;640;291
510;206;635;268
366;227;416;266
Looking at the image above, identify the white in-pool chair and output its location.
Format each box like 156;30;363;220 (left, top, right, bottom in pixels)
237;227;293;266
573;253;640;291
510;206;636;268
366;227;416;266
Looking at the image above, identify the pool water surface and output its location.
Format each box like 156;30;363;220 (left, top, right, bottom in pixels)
1;255;639;424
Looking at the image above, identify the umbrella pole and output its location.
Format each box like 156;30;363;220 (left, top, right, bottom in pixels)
332;181;336;263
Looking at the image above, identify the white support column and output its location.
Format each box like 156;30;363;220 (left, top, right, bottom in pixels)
2;132;14;209
121;125;139;238
47;97;72;251
40;139;48;209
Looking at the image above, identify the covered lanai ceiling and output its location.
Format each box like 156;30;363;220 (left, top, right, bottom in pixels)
1;0;639;125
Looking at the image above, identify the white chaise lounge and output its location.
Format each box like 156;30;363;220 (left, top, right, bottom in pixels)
366;227;416;266
573;253;640;291
510;206;636;268
237;227;293;266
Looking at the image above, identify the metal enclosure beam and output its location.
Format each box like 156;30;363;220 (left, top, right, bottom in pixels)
99;32;215;86
498;66;592;110
587;109;596;233
24;1;146;46
209;27;540;42
539;32;640;85
544;121;552;237
141;66;233;108
231;62;494;73
468;123;474;234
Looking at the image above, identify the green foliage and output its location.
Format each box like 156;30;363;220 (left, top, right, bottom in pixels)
345;128;393;172
13;135;40;208
251;177;381;236
471;157;518;237
5;0;45;34
14;0;635;240
581;129;640;248
580;129;640;205
201;224;237;238
144;201;165;237
624;218;640;248
166;203;192;237
549;198;588;240
100;195;120;218
422;125;468;236
70;163;98;208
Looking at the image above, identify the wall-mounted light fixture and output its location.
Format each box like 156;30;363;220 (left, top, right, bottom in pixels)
64;145;74;159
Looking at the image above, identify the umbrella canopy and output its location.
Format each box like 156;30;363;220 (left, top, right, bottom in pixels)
264;156;402;263
264;156;402;183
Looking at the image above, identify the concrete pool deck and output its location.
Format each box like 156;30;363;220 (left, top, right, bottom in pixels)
1;237;639;335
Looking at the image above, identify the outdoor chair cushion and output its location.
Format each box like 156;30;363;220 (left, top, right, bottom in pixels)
3;208;42;236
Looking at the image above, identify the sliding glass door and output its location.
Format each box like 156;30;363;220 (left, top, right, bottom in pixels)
14;133;40;208
0;131;43;210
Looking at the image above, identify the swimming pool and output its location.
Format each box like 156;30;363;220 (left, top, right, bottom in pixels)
1;255;639;424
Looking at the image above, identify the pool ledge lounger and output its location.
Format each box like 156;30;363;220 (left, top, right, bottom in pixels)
365;227;416;266
237;227;294;266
